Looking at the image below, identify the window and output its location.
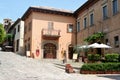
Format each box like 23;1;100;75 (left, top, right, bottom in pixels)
28;22;32;31
84;17;87;28
114;36;119;48
18;25;20;32
77;21;80;32
67;24;73;33
48;22;54;30
105;39;109;50
90;13;94;26
16;39;19;51
105;39;109;45
103;5;108;20
113;0;118;15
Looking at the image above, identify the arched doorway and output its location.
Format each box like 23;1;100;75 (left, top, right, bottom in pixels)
44;43;56;59
68;44;73;59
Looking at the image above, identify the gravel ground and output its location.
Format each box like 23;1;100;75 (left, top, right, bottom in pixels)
0;51;120;80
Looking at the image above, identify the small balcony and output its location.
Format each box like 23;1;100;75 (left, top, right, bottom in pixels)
42;29;60;40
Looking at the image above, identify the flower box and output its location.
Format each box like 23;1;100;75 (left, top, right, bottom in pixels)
80;70;120;74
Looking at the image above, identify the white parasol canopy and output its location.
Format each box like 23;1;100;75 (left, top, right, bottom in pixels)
88;43;112;48
88;43;100;48
94;43;112;48
78;45;89;48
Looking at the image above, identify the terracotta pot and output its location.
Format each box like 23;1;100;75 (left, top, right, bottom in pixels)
89;71;97;74
80;70;89;74
117;71;120;74
81;70;120;74
111;71;120;74
105;71;112;74
97;71;105;74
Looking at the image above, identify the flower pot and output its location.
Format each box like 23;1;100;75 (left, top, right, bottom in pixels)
80;70;89;74
89;71;97;74
105;71;112;74
97;71;105;74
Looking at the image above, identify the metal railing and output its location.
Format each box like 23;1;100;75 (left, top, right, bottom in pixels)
42;29;60;36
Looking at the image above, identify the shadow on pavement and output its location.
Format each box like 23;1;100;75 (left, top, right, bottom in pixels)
97;74;120;80
54;63;80;71
53;63;65;69
54;65;65;70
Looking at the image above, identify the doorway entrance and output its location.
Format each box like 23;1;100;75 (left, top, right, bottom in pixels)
68;44;73;59
44;43;56;59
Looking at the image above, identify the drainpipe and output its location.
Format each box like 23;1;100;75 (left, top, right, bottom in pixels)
75;19;77;46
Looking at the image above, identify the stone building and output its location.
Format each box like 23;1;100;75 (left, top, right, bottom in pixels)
3;18;14;33
75;0;120;54
21;0;120;60
8;18;24;55
22;6;76;59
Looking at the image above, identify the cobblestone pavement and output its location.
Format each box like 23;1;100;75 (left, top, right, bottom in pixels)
0;51;120;80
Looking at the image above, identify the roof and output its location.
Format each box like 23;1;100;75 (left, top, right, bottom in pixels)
74;0;99;17
21;0;99;20
21;6;74;20
32;6;73;13
8;18;21;33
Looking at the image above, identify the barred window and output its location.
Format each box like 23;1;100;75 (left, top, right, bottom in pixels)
113;0;118;15
67;24;73;33
114;36;119;48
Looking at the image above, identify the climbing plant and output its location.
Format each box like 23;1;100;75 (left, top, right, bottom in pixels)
84;32;105;43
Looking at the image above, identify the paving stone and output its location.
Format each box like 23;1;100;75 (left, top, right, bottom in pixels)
0;51;120;80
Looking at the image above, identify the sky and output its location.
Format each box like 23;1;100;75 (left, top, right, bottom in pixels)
0;0;87;23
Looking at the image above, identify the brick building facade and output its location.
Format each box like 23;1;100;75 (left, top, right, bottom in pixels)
21;0;120;60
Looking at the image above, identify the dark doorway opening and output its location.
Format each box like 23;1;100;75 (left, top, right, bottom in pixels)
97;48;102;55
68;44;73;59
44;43;56;59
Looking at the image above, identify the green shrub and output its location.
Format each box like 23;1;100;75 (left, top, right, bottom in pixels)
81;63;105;71
105;53;119;62
87;54;101;61
119;55;120;62
81;63;120;71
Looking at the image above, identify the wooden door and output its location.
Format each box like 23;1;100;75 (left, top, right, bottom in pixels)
44;43;56;59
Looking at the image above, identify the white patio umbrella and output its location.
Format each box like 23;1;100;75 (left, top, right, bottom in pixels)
94;43;112;48
88;43;100;48
78;45;90;48
88;43;112;48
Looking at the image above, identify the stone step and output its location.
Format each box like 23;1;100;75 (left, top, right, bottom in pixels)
53;63;82;73
41;59;83;73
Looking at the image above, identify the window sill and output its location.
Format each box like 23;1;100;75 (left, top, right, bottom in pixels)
103;17;109;21
90;24;95;27
113;11;119;16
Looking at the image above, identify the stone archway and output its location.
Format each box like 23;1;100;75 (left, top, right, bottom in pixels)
43;43;56;59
